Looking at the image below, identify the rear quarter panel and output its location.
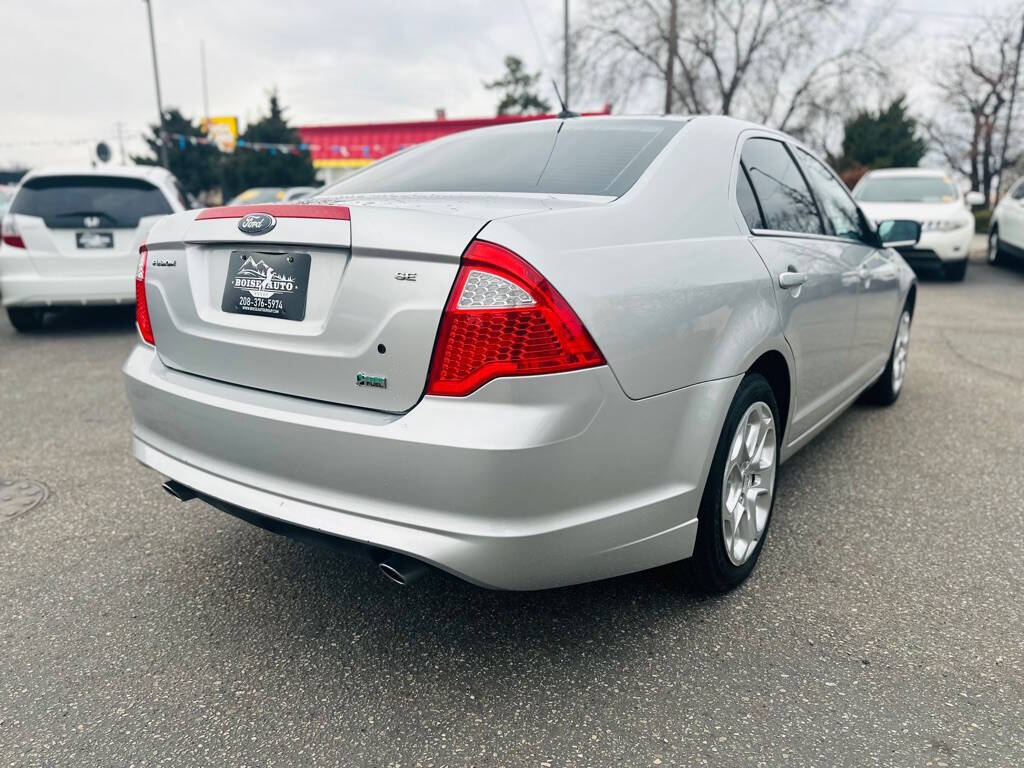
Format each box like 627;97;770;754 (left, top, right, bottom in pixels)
479;117;787;400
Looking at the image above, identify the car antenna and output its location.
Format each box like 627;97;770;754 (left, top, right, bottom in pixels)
520;0;578;119
551;78;578;119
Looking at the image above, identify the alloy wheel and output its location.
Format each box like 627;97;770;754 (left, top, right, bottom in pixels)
892;310;912;394
721;401;777;566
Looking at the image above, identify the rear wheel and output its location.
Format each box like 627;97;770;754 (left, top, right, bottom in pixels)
5;307;45;332
682;373;780;593
863;307;911;406
944;258;968;281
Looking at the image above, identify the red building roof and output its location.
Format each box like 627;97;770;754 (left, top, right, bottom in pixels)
297;107;612;169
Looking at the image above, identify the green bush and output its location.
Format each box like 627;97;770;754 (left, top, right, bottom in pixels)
974;209;993;233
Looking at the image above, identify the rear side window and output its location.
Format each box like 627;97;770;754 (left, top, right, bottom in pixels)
323;119;685;198
10;175;173;228
1012;182;1024;200
736;163;764;230
741;138;823;235
795;148;869;242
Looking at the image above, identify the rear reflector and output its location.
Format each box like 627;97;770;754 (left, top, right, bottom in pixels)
135;244;155;346
426;240;605;397
195;204;351;221
1;215;24;248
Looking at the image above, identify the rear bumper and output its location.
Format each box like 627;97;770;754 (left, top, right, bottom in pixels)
123;345;738;590
0;250;134;306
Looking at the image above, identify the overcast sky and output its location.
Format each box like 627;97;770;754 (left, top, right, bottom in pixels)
0;0;1005;169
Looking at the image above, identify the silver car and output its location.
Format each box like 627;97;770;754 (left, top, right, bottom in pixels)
124;116;919;591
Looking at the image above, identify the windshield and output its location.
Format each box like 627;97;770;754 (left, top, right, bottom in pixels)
10;175;172;228
323;118;685;197
856;175;958;203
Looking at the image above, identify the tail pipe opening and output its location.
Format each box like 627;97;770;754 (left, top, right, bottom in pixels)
163;480;197;502
378;553;431;586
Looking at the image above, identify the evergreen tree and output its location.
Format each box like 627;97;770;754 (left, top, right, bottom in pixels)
221;91;317;198
835;97;927;174
484;56;552;115
134;109;222;200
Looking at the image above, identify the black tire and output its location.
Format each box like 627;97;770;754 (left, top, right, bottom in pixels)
682;373;781;594
988;228;1007;266
944;258;968;281
5;307;45;332
862;305;912;406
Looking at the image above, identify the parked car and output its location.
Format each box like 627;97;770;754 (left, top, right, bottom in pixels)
125;116;918;592
227;187;287;205
853;168;982;281
987;177;1024;266
0;165;186;331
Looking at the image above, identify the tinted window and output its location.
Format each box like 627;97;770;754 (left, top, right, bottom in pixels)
855;175;957;203
1012;181;1024;200
736;163;763;230
741;139;822;234
323;119;685;197
11;175;172;228
796;149;868;242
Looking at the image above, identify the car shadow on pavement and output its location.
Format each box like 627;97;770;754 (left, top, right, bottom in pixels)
6;305;136;336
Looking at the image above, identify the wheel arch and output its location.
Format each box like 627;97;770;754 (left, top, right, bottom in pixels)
747;350;792;441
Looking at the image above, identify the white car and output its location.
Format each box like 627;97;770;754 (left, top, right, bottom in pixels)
987;177;1024;267
853;168;982;281
0;165;187;331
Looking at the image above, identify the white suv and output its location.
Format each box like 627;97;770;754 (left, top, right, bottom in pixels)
0;165;186;331
853;168;982;281
988;178;1024;267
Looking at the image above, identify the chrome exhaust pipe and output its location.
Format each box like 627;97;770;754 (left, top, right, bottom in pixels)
378;553;430;586
163;480;197;502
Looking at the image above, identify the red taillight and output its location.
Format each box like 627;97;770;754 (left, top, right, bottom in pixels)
1;215;25;248
426;240;605;397
135;243;155;345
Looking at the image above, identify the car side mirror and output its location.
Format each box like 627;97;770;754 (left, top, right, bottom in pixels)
877;219;921;249
965;190;986;207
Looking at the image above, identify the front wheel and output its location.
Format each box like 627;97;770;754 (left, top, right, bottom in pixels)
988;229;1006;265
862;307;912;406
682;373;780;593
5;307;45;332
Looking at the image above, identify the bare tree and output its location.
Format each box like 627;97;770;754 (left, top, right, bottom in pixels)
574;0;893;152
926;11;1024;197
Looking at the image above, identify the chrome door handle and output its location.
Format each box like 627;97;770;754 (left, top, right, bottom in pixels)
779;271;807;289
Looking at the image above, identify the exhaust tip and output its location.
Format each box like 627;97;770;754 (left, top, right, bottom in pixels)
378;554;430;586
162;480;197;502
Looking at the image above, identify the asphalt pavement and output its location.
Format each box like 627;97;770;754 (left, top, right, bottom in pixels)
1;251;1022;767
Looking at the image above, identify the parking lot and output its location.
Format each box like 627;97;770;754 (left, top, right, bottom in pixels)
1;252;1022;766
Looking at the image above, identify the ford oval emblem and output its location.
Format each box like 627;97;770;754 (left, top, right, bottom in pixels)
237;212;276;235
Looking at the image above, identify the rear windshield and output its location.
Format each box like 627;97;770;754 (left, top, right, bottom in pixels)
10;175;173;228
855;175;958;203
323;118;685;197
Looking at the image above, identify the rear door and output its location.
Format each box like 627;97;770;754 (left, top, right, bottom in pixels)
794;147;901;381
10;175;173;277
739;137;860;441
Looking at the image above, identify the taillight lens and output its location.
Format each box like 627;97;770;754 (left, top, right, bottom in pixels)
135;243;155;345
1;215;25;248
426;240;605;396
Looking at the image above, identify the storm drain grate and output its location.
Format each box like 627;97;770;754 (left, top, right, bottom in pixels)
0;479;49;522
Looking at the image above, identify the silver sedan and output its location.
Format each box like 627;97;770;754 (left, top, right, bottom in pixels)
124;116;918;591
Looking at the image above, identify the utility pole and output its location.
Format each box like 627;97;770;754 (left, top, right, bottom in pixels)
996;12;1024;201
200;39;210;128
115;122;126;164
665;0;678;114
143;0;169;168
563;0;570;109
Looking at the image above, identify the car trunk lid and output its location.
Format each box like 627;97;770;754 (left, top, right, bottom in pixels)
144;195;604;412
